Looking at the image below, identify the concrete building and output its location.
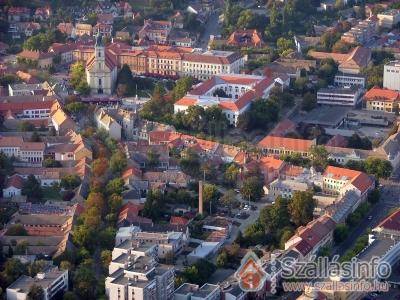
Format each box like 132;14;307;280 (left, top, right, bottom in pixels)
317;86;363;107
174;283;221;300
377;9;400;28
267;178;310;200
6;267;68;300
334;73;366;88
105;241;175;300
383;61;400;91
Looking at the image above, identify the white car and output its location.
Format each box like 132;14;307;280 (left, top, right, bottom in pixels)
243;205;249;211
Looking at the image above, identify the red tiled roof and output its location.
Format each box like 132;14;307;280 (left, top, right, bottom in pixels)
364;86;399;102
86;49;117;70
258;136;314;152
170;216;189;226
325;134;348;148
269;119;297;137
376;209;400;232
5;174;24;189
174;96;198;107
324;166;374;194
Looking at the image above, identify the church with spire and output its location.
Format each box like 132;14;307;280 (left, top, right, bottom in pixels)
86;33;117;95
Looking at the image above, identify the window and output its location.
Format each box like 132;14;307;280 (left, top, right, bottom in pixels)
99;78;102;86
98;51;101;58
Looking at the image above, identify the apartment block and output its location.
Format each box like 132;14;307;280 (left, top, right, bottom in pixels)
340;17;377;45
383;61;400;91
106;241;175;300
7;267;68;300
174;283;221;300
334;73;366;88
317;86;363;107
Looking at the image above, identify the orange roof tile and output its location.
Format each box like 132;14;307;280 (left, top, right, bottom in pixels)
364;86;399;102
258;136;314;152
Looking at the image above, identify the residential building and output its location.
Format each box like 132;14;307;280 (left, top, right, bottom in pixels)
377;9;400;28
7;7;31;22
50;102;76;135
48;43;77;64
0;95;54;122
8;82;50;96
227;29;264;48
105;242;175;300
334;73;366;88
2;174;24;198
57;23;74;37
6;267;68;300
17;50;54;69
94;23;113;37
258;136;316;157
86;34;118;95
122;230;187;259
267;178;310;200
34;6;51;21
340;17;377;45
94;107;122;140
383;60;400;91
284;214;336;259
0;136;45;164
317;86;363;107
308;46;371;74
174;283;221;300
363;86;400;112
174;74;287;126
181;50;245;80
323;166;374;200
75;23;93;36
138;20;172;44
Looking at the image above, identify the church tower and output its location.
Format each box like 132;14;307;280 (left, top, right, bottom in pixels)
95;33;105;94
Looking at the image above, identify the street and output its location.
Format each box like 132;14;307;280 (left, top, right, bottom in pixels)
198;12;221;49
333;180;400;257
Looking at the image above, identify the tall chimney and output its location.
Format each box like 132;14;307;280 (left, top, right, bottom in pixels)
198;180;203;215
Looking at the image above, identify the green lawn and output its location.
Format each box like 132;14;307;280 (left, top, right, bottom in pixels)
42;186;62;201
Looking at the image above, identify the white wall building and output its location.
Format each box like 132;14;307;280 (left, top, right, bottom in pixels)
86;34;117;95
174;74;288;126
6;267;68;300
317;86;363;107
94;107;122;140
334;73;366;88
0;136;45;164
383;61;400;91
106;241;175;300
377;9;400;28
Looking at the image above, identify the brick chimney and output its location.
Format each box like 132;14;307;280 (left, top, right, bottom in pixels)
198;180;203;215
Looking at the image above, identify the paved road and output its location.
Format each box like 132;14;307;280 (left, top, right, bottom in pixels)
332;182;400;256
198;12;221;49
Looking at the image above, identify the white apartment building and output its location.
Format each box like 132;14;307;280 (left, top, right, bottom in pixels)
106;241;175;300
7;267;68;300
174;74;288;126
317;86;363;107
0;136;45;164
334;73;366;88
377;9;400;28
181;50;245;80
383;61;400;91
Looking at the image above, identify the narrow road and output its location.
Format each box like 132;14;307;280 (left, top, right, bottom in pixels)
198;12;221;49
332;182;400;256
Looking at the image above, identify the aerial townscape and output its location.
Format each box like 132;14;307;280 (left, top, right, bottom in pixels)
3;0;400;299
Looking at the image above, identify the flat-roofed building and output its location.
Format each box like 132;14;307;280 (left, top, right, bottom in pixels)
334;73;366;88
174;283;221;300
317;86;363;107
383;60;400;91
7;267;68;300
